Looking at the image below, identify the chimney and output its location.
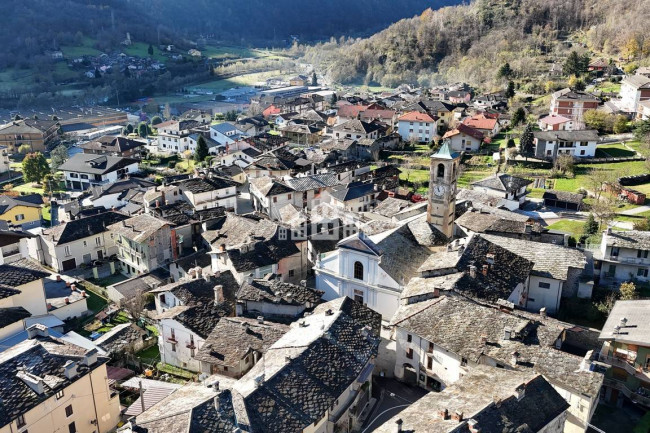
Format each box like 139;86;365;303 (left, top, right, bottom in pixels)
438;409;449;420
254;374;265;388
503;327;512;341
433;287;440;298
257;316;264;324
524;223;532;234
26;324;49;339
468;419;481;433
63;360;78;379
242;322;250;332
16;370;45;395
457;245;465;256
539;307;547;318
451;411;463;422
325;309;334;316
56;275;62;282
514;385;525;401
447;244;453;252
394;419;403;433
480;334;488;345
469;265;477;278
300;280;306;287
606;227;612;235
620;317;628;327
83;348;99;367
214;285;224;304
511;351;520;367
481;264;489;276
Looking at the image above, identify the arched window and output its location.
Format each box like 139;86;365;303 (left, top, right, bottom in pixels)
437;163;445;179
353;261;364;280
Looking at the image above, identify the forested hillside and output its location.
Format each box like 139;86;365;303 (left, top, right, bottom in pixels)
303;0;650;89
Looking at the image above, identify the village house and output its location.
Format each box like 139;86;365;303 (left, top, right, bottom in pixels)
533;130;600;160
391;295;604;433
0;146;9;174
620;75;650;115
150;272;238;372
202;213;308;285
638;100;650;121
598;300;650;409
397;111;437;142
549;88;600;124
129;297;380;433
326;181;379;212
0;118;58;152
176;176;239;211
442;123;484;152
33;211;128;272
376;367;569;433
235;115;270;136
0;229;31;265
154;119;203;154
0;326;120;433
462;113;501;137
235;276;323;318
470;174;532;211
332;119;381;141
0;194;43;229
79;135;144;158
107;213;175;277
279;123;323;145
194;316;289;377
209;122;247;148
538;114;576;131
594;229;650;283
81;177;156;210
58;153;139;191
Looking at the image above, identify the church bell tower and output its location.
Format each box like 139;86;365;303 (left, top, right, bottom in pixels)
427;140;461;239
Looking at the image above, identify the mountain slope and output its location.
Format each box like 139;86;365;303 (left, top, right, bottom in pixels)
306;0;650;89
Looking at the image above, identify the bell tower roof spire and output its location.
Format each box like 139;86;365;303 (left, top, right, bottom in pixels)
432;139;460;160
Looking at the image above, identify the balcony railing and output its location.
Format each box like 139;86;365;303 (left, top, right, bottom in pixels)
603;255;650;266
603;378;650;407
599;354;650;382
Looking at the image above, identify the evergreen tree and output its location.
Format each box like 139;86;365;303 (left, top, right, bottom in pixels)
138;122;149;138
582;213;599;240
151;116;163;126
519;123;535;160
505;81;515;98
330;93;338;107
311;71;318;86
506;138;516;148
94;67;101;79
195;135;209;162
497;62;512;79
22;152;50;183
126;124;134;134
511;107;526;126
564;51;585;76
148;44;154;56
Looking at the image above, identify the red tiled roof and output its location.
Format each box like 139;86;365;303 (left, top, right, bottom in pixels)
463;115;498;130
443;123;484;141
398;111;436;123
263;105;282;117
337;105;369;118
539;115;571;126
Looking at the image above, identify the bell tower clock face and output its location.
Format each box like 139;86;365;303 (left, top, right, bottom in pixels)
433;184;446;197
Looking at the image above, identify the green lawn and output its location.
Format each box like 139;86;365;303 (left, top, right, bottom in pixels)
625;140;650;156
597;81;622;94
123;42;167;62
42;205;51;223
61;37;102;58
85;290;108;315
546;220;585;238
527;188;546;199
89;274;129;288
136;345;160;362
595;143;636;158
12;183;45;194
554;160;648;193
0;69;36;92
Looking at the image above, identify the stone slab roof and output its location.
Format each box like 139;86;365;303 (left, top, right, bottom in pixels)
599;300;650;346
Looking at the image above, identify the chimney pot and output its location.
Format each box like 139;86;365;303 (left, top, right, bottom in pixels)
469;265;477;278
394;419;403;433
257;316;264;324
482;264;488;276
214;285;224;304
539;307;547;318
438;409;449;420
451;411;463;422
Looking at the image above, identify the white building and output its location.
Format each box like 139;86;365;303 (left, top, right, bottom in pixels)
595;229;650;283
314;225;431;319
533;130;600;160
620;75;650;114
397;111;437;142
58;154;140;191
470;174;532;211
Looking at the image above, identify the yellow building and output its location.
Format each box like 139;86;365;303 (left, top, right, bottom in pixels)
0;194;43;229
0;325;120;433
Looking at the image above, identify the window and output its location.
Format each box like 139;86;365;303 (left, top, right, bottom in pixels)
56;389;64;399
65;405;73;417
611;247;620;257
15;214;25;221
68;422;76;433
428;342;434;353
637;268;649;278
96;237;101;246
437;163;445;179
171;343;176;352
538;282;551;289
69;173;78;178
427;356;433;369
638;250;649;259
353;261;363;280
83;241;87;247
287;194;292;200
273;197;277;203
353;289;364;304
64;246;71;256
16;414;26;428
407;334;412;343
288;269;295;277
406;348;413;359
461;357;468;367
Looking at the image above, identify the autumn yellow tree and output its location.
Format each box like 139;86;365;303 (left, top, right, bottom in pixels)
623;37;640;60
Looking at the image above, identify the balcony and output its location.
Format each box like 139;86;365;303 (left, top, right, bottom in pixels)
603;378;650;407
603;255;650;266
599;354;650;382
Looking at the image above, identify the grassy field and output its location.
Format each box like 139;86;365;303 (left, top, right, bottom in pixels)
123;42;168;62
553;160;648;193
596;81;622;94
546;220;585;237
12;182;45;194
187;69;282;93
61;37;102;58
595;143;636;158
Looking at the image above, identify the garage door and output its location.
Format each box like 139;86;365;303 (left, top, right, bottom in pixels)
61;258;76;271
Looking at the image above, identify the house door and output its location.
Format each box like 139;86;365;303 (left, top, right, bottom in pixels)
61;258;76;271
402;364;417;385
97;250;103;260
83;254;92;264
